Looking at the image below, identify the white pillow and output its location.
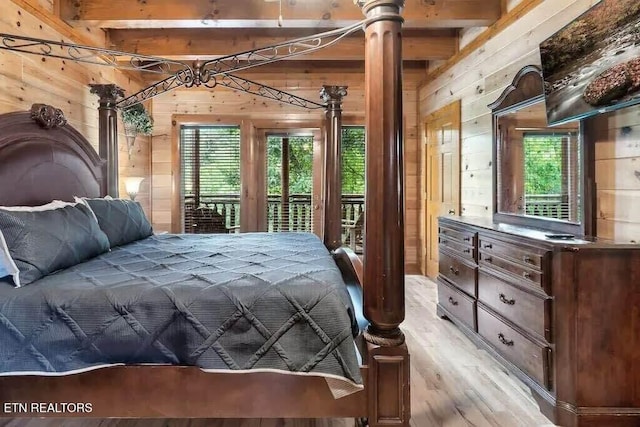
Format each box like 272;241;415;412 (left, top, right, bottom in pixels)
0;200;76;211
0;200;80;287
0;230;19;286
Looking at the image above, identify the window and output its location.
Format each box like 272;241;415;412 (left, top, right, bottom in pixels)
341;126;365;223
181;125;241;233
523;133;580;222
266;135;314;232
341;126;365;253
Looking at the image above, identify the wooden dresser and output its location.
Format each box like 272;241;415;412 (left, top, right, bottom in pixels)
437;216;640;427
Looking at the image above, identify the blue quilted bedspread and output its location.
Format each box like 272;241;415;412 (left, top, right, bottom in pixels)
0;233;361;385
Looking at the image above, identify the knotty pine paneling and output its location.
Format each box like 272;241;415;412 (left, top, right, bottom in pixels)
0;0;151;216
151;72;423;273
419;0;640;263
590;112;640;241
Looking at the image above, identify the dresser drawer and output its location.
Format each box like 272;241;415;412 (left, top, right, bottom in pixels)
478;270;551;341
437;279;476;331
439;225;476;246
477;305;551;390
479;252;546;292
478;236;546;269
439;250;477;297
439;236;475;260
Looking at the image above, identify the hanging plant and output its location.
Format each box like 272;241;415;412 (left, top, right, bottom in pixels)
121;103;153;136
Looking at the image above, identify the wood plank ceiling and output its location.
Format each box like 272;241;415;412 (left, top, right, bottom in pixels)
56;0;503;81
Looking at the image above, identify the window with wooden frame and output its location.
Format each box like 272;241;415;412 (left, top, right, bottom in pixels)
181;125;241;234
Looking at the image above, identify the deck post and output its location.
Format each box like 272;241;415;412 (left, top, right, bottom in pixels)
89;84;124;197
358;1;410;425
321;85;348;251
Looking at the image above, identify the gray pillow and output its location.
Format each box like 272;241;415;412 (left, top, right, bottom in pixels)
84;198;153;247
0;204;110;286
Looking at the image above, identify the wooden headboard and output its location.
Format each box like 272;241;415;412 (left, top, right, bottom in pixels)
0;104;106;206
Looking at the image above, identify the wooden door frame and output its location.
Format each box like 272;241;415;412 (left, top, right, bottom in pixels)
422;101;461;277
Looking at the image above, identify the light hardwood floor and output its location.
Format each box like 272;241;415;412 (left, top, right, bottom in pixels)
0;276;556;427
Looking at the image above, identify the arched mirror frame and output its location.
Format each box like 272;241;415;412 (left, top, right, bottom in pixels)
488;65;596;237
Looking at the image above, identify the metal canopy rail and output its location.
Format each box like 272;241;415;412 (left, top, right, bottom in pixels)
116;69;326;110
215;74;326;110
0;15;392;110
0;33;189;75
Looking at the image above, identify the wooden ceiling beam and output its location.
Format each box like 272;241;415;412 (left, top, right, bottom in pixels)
108;29;457;61
59;0;501;29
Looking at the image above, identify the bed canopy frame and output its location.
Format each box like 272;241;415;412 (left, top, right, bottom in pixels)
0;1;408;425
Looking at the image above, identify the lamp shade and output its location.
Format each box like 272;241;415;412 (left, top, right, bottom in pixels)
124;176;145;200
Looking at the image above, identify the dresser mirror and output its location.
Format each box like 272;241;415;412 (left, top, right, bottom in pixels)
489;65;593;236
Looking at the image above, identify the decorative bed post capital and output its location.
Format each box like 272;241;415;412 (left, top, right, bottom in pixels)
356;0;405;16
321;85;348;251
89;84;125;197
320;85;348;108
89;84;125;106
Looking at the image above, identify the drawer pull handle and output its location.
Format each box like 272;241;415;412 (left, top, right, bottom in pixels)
523;255;533;263
463;237;471;242
498;333;514;346
522;272;532;279
483;243;493;249
484;256;493;263
448;296;459;306
449;266;459;275
463;249;471;254
499;293;516;305
441;239;448;244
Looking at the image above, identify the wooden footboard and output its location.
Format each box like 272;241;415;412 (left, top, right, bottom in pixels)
0;367;368;418
0;347;409;425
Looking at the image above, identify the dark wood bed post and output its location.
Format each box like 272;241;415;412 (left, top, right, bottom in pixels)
359;1;410;426
89;84;125;197
321;85;348;250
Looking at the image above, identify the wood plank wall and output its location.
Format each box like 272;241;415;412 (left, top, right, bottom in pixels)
150;69;423;272
419;0;640;274
0;0;151;215
592;108;640;241
459;0;524;49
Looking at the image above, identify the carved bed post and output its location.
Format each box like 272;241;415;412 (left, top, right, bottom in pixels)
359;1;410;426
89;84;125;197
321;85;348;251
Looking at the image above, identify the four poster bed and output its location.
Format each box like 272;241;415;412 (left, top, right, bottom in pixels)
0;1;409;426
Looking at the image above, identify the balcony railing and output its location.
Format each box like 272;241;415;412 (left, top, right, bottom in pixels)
184;193;364;234
524;194;571;220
